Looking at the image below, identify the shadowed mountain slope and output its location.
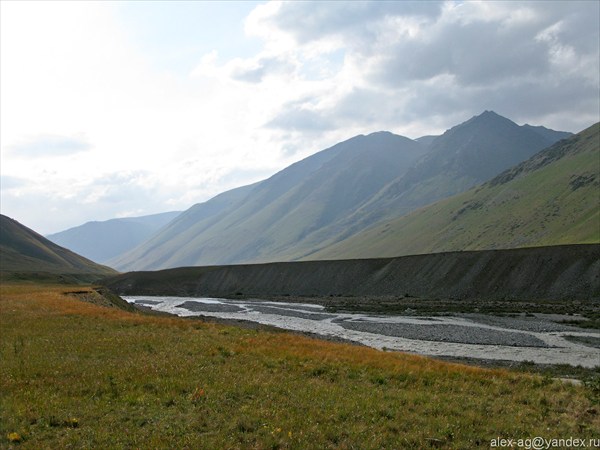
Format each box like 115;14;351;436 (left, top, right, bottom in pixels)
266;111;573;260
311;123;599;260
337;111;573;230
107;183;258;269
111;132;426;270
104;244;599;302
0;214;116;280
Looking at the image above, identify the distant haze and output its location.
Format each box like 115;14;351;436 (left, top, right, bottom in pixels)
1;1;598;234
46;211;181;264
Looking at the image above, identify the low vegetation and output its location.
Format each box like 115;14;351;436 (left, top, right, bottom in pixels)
1;283;598;448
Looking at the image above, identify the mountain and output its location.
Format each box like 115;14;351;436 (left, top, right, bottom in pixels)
414;135;439;148
46;211;180;263
0;214;116;281
284;111;573;260
333;111;572;231
111;112;572;271
111;131;427;270
106;184;257;269
311;123;599;260
521;124;572;142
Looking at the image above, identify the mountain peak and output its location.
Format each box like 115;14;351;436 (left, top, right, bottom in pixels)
366;130;394;137
468;110;514;126
438;111;519;143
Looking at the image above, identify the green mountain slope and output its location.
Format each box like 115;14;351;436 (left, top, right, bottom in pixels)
311;123;599;260
0;214;117;280
46;211;181;263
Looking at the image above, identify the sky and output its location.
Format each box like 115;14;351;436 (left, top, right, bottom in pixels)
1;1;599;235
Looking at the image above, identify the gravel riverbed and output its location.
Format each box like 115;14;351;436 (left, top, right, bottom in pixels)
125;296;600;368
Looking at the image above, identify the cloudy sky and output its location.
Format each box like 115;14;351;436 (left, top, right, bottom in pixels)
1;1;598;234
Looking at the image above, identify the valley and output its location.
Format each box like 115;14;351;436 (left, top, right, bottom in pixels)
2;112;598;448
104;241;599;370
2;2;599;447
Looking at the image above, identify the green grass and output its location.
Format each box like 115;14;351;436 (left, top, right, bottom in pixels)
1;284;598;448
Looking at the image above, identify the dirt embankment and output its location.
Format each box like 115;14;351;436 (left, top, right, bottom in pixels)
102;244;600;302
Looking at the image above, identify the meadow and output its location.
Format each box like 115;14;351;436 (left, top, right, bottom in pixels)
1;283;598;449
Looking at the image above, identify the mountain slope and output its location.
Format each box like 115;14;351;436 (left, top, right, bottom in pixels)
47;211;181;263
112;112;571;270
0;214;116;279
107;183;258;269
343;111;572;227
521;124;572;143
311;123;599;260
289;111;573;260
112;132;427;270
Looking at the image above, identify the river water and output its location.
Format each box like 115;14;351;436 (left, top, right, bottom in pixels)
124;296;600;368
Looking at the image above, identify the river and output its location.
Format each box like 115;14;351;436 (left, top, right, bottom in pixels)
124;296;600;368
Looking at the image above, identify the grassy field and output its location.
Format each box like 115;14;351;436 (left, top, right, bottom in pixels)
1;283;598;449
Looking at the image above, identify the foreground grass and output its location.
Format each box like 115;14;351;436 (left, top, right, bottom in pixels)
1;284;598;449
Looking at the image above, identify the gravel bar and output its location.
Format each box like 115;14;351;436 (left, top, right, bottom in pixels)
134;300;163;305
251;305;337;321
176;301;245;313
334;319;550;347
463;313;590;333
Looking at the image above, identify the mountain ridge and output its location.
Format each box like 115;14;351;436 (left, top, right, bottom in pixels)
110;111;574;270
310;122;599;260
103;244;600;302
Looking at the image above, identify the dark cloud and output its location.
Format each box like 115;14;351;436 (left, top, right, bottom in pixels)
268;1;442;45
8;134;91;157
263;1;599;134
370;21;551;87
